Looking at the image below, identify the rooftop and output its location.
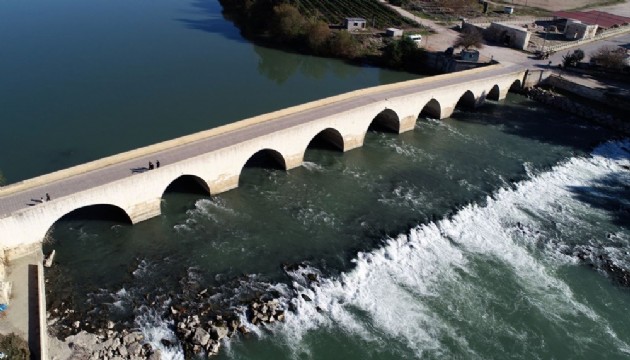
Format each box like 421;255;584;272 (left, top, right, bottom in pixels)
553;10;630;29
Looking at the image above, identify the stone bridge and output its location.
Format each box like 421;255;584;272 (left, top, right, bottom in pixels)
0;64;534;258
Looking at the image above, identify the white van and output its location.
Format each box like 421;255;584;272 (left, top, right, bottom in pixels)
407;34;422;45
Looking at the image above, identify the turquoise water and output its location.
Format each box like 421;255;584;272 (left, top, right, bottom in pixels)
2;0;629;359
45;95;630;359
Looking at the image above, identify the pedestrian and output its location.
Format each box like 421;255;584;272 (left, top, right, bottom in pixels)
149;161;154;170
45;193;51;201
156;160;160;168
40;196;44;203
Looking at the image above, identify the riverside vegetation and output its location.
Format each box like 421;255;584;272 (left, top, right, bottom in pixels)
0;333;30;360
218;0;432;73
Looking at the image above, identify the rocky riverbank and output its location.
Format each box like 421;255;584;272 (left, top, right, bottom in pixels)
46;262;323;359
525;87;630;134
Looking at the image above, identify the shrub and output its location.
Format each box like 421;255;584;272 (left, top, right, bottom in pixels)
0;333;30;360
562;49;584;67
590;46;627;70
328;31;360;59
382;37;426;72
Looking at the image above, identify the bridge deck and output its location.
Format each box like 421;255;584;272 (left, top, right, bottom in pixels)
0;63;525;218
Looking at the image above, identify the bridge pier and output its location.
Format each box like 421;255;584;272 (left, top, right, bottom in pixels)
285;154;304;170
441;106;456;119
209;174;239;195
344;135;364;151
127;198;161;224
497;88;510;100
399;115;417;133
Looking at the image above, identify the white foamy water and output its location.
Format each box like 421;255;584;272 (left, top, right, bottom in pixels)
276;140;630;358
136;306;185;360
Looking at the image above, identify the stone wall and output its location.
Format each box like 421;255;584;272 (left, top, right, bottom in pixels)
526;87;630;134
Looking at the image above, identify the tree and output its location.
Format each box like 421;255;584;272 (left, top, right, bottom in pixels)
0;171;5;186
271;4;306;42
453;26;484;50
328;31;360;59
562;49;584;67
305;20;331;54
382;37;425;72
590;46;627;70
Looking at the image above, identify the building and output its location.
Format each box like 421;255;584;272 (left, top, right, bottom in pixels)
564;20;598;40
488;22;531;50
344;17;367;31
460;49;480;62
386;28;403;37
553;10;630;30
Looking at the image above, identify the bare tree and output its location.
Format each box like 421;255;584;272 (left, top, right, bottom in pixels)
590;46;627;70
453;26;484;49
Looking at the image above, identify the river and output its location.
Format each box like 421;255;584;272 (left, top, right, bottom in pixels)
2;0;630;359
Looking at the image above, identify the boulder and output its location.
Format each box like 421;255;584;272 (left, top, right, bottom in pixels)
192;328;210;346
127;342;142;356
211;325;229;341
160;338;173;347
117;345;128;357
123;333;137;345
207;340;221;356
148;350;162;360
44;250;56;267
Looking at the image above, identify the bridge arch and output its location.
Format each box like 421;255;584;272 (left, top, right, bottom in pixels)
305;128;345;151
46;203;133;241
242;148;287;170
487;85;501;101
510;79;522;91
238;148;288;186
420;98;442;119
456;90;477;109
163;174;211;196
369;109;400;133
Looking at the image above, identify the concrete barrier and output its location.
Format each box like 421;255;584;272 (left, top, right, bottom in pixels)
38;263;48;360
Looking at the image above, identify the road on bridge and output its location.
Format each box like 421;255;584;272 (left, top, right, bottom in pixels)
0;63;525;218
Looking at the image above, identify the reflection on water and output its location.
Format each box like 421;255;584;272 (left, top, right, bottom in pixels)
0;0;417;183
253;46;363;84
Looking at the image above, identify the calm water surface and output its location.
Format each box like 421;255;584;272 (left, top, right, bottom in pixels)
0;0;414;183
2;0;629;359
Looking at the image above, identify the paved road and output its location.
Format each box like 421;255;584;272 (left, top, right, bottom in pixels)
0;63;525;218
384;2;630;70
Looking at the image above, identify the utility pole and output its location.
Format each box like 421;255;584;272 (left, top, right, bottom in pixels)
541;26;549;55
